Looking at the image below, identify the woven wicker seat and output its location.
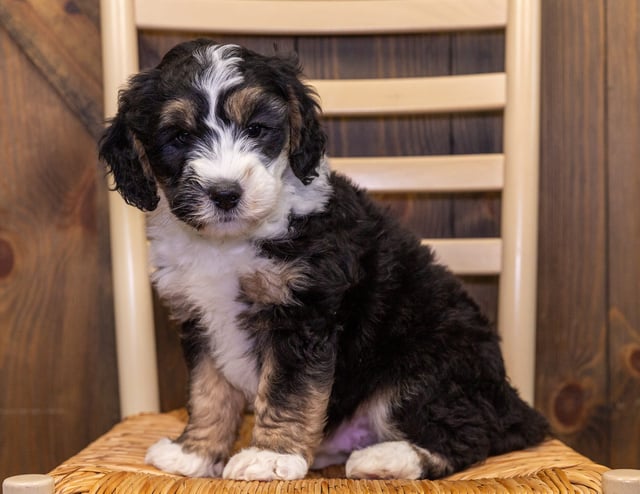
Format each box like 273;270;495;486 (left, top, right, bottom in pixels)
50;410;608;494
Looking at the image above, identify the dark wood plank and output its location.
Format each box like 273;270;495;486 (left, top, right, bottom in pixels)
139;32;296;70
606;0;640;469
152;297;188;412
0;0;103;139
0;26;118;479
537;0;610;465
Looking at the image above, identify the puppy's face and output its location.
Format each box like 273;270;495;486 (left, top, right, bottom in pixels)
100;40;326;238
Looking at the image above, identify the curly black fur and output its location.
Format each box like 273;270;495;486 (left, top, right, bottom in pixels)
246;173;549;475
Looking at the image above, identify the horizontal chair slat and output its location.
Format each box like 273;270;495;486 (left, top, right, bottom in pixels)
312;73;506;116
330;154;504;192
424;238;502;275
135;0;507;35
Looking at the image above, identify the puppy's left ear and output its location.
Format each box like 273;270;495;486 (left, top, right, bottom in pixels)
287;74;327;186
99;113;159;211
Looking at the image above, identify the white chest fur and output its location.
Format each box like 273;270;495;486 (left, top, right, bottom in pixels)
146;205;264;399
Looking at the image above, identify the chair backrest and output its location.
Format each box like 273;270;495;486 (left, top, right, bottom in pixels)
100;0;541;417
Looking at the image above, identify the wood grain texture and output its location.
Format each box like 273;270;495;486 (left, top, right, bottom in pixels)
0;27;117;479
0;0;103;139
606;0;640;469
537;0;609;465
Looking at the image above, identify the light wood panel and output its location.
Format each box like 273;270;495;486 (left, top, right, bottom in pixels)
135;0;507;34
330;154;504;192
314;73;506;116
425;238;501;275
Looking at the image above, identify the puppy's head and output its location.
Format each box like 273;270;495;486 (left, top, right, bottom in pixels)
99;39;327;237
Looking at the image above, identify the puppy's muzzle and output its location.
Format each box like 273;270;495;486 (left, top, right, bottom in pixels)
208;181;243;211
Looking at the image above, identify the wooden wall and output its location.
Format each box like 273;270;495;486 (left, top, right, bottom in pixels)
1;0;639;480
0;0;119;479
606;0;640;467
537;0;640;466
537;0;610;463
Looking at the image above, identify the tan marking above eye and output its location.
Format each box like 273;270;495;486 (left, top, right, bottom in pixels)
224;86;288;128
160;98;197;130
224;87;265;125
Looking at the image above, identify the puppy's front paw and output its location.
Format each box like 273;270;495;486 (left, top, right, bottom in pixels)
145;437;224;477
222;447;308;480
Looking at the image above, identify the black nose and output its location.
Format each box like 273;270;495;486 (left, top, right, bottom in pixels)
208;182;243;211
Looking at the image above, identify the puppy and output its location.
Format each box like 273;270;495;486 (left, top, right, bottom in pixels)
99;39;549;481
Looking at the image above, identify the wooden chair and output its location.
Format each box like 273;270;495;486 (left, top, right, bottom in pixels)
9;0;624;492
103;0;539;419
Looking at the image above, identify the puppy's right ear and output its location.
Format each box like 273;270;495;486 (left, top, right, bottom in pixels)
99;101;159;212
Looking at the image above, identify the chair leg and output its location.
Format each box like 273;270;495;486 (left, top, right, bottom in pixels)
603;469;640;494
2;474;54;494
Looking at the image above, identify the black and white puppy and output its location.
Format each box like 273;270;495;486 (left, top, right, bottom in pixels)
99;39;549;481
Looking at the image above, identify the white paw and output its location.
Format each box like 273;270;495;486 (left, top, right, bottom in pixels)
346;441;422;479
145;437;223;477
222;447;308;481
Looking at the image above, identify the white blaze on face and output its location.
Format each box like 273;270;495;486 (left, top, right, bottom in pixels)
194;44;244;120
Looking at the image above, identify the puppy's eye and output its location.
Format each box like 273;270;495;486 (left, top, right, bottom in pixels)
173;130;191;145
245;123;267;139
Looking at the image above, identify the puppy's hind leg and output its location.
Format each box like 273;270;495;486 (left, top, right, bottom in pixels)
145;356;246;477
345;441;453;480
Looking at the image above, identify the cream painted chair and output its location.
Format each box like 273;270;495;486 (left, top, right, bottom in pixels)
18;1;624;492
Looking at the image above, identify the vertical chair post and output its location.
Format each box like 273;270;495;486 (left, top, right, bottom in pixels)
100;0;160;417
499;0;541;405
